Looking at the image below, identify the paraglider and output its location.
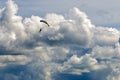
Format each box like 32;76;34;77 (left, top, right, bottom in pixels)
39;20;50;32
40;20;50;27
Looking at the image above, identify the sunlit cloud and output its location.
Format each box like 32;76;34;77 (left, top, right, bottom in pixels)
0;0;120;80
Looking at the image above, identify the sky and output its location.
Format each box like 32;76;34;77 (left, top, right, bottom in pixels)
0;0;120;80
1;0;120;28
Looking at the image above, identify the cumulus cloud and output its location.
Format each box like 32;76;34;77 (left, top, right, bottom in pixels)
0;55;30;67
60;54;106;75
0;0;120;80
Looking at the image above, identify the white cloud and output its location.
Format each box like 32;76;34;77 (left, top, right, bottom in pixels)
91;46;116;59
0;0;120;80
107;67;120;80
60;54;106;75
92;27;120;46
0;55;30;67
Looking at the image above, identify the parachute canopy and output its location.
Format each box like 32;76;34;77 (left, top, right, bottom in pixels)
39;20;50;32
40;20;50;27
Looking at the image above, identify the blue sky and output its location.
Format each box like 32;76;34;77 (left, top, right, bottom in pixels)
0;0;120;80
1;0;120;29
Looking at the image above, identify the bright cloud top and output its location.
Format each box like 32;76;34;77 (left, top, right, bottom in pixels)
0;0;120;80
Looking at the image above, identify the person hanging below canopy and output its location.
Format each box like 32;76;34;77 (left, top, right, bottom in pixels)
39;20;50;32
